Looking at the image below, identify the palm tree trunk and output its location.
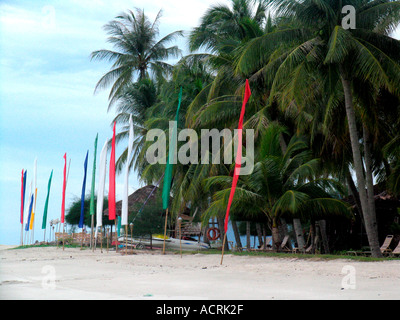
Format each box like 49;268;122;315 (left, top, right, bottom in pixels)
340;66;382;258
293;218;305;251
318;220;330;254
272;218;281;251
256;223;263;248
231;220;242;250
363;124;379;238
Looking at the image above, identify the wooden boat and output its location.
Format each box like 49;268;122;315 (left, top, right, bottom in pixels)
118;234;210;251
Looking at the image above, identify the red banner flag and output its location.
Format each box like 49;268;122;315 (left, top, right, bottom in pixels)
224;80;251;233
108;122;116;220
61;153;67;223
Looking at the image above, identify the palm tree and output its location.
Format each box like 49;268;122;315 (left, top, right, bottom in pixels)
202;127;350;250
91;8;183;108
236;0;400;257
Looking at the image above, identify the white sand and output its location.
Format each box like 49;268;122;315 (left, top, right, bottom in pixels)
1;245;399;300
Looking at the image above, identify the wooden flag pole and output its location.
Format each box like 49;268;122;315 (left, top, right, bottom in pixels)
115;220;118;252
20;224;24;246
179;219;182;258
91;214;94;251
62;223;65;251
106;228;109;253
100;228;103;253
162;208;169;255
220;233;228;265
80;228;84;249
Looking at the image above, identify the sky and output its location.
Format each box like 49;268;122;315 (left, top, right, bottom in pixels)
1;1;400;245
0;0;232;245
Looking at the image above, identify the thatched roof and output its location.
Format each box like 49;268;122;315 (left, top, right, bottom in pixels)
104;185;159;216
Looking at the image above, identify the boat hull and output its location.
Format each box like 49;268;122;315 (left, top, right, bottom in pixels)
118;236;210;251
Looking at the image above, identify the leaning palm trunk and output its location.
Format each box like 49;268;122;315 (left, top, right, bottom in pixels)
340;67;382;258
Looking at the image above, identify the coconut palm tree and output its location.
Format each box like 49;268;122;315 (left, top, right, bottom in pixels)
91;8;183;108
236;0;400;257
202;126;350;250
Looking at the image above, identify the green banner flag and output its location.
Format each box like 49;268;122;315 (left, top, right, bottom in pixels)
162;87;182;210
41;170;53;229
90;133;98;216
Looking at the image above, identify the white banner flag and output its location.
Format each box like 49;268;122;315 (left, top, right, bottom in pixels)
95;140;108;237
122;115;134;226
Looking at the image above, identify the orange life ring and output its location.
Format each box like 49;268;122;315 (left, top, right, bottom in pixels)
207;227;220;241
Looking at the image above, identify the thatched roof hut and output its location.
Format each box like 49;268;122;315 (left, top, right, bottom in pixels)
104;185;159;217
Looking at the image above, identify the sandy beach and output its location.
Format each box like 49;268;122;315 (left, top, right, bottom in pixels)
0;245;399;300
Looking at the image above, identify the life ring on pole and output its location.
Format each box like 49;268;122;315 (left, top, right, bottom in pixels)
207;227;220;241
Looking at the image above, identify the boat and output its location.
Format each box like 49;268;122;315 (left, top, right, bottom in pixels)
118;234;210;251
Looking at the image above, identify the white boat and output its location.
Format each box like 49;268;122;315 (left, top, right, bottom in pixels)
118;234;210;251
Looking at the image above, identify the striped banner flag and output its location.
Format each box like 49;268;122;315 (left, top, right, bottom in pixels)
30;158;37;230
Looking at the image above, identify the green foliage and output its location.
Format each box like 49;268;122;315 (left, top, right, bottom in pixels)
129;192;165;236
65;196;111;228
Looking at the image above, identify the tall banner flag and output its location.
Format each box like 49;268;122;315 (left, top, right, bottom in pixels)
24;181;32;232
30;158;37;231
122;115;134;226
108;122;116;221
20;169;27;245
224;80;251;234
90;134;98;217
79;151;89;229
161;87;182;254
61;153;67;223
42;170;53;230
95;140;108;238
162;87;182;210
20;170;26;224
25;194;34;232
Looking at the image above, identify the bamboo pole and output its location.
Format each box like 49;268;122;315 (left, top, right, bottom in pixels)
220;233;228;265
106;228;109;253
100;228;103;253
125;225;128;255
62;223;65;251
20;224;24;246
115;220;118;252
91;214;94;251
162;208;169;255
178;217;182;258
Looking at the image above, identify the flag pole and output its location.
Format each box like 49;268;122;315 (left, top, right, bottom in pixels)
115;219;118;252
220;233;228;265
63;158;71;251
162;208;169;255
